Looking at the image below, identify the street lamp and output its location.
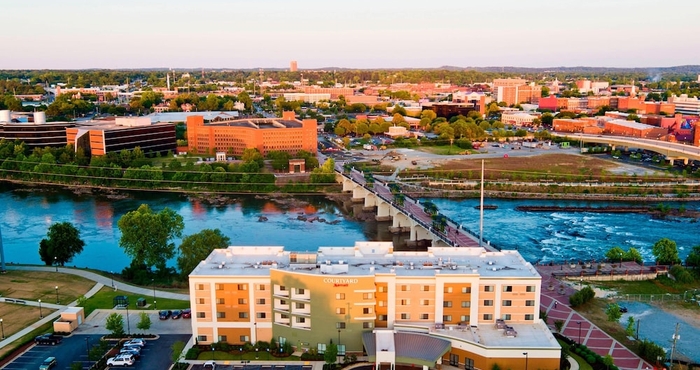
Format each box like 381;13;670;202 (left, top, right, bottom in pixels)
211;345;215;361
125;301;130;336
152;279;156;309
255;348;259;360
54;257;58;272
577;321;582;345
55;286;59;304
110;271;114;288
523;352;529;370
38;299;43;318
1;318;4;339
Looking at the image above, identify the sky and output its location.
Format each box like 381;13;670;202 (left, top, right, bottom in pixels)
1;0;698;70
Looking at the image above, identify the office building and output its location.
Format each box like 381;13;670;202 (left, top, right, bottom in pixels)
66;117;176;156
189;242;561;370
290;61;298;72
668;94;700;115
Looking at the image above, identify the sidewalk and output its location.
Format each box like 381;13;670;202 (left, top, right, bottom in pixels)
537;265;653;370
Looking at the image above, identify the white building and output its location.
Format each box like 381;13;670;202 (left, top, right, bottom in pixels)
668;94;700;115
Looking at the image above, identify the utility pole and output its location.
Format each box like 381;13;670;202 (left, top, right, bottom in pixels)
670;322;680;368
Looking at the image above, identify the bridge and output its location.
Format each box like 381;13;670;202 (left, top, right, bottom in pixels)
335;164;497;251
554;132;700;165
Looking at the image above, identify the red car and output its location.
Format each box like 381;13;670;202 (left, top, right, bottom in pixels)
182;308;192;319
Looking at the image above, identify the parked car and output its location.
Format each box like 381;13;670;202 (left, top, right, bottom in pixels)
203;361;216;369
171;310;182;319
107;354;135;367
39;357;57;370
121;344;142;354
119;348;141;359
159;310;172;320
35;334;62;345
619;306;628;313
182;308;192;319
123;338;146;347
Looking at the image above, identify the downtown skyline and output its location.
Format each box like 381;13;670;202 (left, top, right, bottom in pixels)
1;0;699;70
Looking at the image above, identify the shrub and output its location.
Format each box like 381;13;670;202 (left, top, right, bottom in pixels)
670;265;694;284
185;347;200;360
569;286;595;307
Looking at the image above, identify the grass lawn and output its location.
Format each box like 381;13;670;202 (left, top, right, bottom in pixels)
0;321;54;361
0;270;96;303
416;145;473;155
0;303;56;340
82;287;190;316
198;350;299;362
591;275;696;295
568;351;594;370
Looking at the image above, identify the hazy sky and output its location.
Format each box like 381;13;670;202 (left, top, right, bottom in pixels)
1;0;698;69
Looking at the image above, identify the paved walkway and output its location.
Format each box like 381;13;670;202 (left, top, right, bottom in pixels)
537;265;653;370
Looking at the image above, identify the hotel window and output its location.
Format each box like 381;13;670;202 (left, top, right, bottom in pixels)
526;300;535;306
363;293;373;299
444;286;452;293
363;307;372;314
400;299;410;306
484;286;494;292
420;313;429;320
483;314;493;320
257;312;266;319
443;301;452;308
378;286;386;293
503;300;512;306
197;312;206;318
363;322;372;329
218;335;227;342
237;284;247;291
461;301;471;308
217;312;226;319
336;322;346;329
317;343;326;354
240;335;249;342
295;303;305;309
336;308;346;314
400;313;410;320
422;299;430;306
443;315;452;322
525;314;534;320
503;314;511;320
197;335;208;342
296;317;306;323
423;285;431;292
503;286;513;292
460;315;470;322
297;288;305;295
336;293;345;300
465;358;475;370
215;284;224;290
461;287;471;294
378;301;386;307
196;284;204;290
279;285;287;291
239;312;249;319
198;298;205;304
238;298;247;305
378;315;388;321
484;300;493;306
526;285;536;292
280;300;288;306
401;285;409;291
280;314;289;320
258;284;266;291
216;298;225;304
256;299;266;305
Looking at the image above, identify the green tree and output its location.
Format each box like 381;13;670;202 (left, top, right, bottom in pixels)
137;312;152;333
686;245;700;269
38;222;85;266
177;229;230;278
605;246;625;264
625;247;643;264
242;148;264;167
651;238;681;265
117;204;185;271
625;316;635;337
606;303;622;322
324;341;338;365
105;312;125;336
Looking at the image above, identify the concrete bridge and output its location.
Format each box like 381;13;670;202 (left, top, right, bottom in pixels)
554;132;700;165
335;164;497;251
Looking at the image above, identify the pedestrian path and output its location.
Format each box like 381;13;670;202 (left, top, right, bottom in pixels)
537;265;653;370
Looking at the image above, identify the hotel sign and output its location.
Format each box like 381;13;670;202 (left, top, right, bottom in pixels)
324;278;359;287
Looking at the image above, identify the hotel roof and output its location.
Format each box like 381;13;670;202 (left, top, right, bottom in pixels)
190;242;540;279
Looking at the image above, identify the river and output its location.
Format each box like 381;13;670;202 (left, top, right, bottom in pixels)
1;184;699;271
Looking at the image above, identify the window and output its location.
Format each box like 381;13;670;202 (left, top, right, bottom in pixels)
461;287;472;294
526;285;536;292
198;298;205;304
449;354;459;367
363;293;373;300
336;293;345;300
197;312;206;318
502;300;512;306
400;299;410;306
336;322;346;329
484;300;493;306
280;314;289;319
238;284;247;291
526;300;535;306
483;314;493;320
484;286;494;292
217;312;226;319
258;284;266;291
422;299;430;306
216;298;225;304
239;312;249;319
297;288;305;295
443;301;452;308
196;284;204;290
240;335;249;342
279;300;287;306
363;307;372;314
400;313;410;320
503;314;511;320
503;285;513;292
197;335;208;342
363;322;372;329
296;317;306;323
401;285;409;291
378;286;386;293
317;343;326;354
238;298;247;305
423;285;431;292
218;335;227;342
215;284;224;290
444;286;452;293
465;358;475;370
460;315;470;322
378;315;388;321
295;303;305;309
420;313;429;320
256;298;266;305
443;315;452;322
525;314;534;320
336;308;346;314
461;301;471;308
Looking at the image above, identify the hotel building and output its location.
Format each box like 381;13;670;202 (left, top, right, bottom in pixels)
189;242;561;370
186;111;317;156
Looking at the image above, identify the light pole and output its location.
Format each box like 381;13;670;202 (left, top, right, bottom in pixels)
125;301;130;336
523;352;528;370
577;321;582;345
110;271;114;288
211;345;215;361
54;257;58;272
1;318;4;339
38;299;43;318
152;279;156;309
55;286;59;304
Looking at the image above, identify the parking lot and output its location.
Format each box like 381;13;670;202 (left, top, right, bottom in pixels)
191;364;314;370
77;310;192;335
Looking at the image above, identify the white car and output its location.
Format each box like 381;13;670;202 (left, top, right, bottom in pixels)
107;354;135;367
203;361;216;369
123;339;146;347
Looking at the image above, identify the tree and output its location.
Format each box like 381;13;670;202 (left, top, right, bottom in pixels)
177;229;230;278
605;303;622;322
651;238;681;265
324;341;338;365
105;313;125;336
625;247;643;264
38;222;85;266
137;312;152;333
605;246;625;264
117;204;185;271
686;245;700;269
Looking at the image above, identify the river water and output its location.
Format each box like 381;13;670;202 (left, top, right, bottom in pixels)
1;185;699;270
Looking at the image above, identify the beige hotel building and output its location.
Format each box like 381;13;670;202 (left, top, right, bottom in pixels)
189;242;561;370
